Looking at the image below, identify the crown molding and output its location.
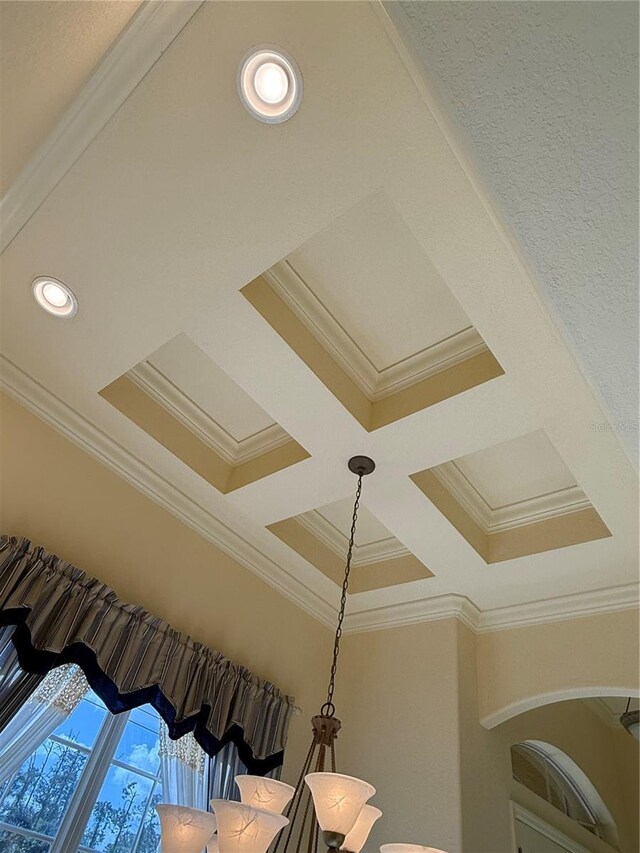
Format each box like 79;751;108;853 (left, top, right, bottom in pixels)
266;261;486;401
296;509;409;568
432;462;591;534
344;582;639;635
0;0;204;253
0;356;337;630
474;582;640;632
345;592;481;634
129;362;289;465
2;356;637;637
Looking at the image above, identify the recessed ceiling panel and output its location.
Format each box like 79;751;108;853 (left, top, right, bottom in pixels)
243;193;504;430
286;192;473;368
100;334;308;492
411;430;611;563
453;431;577;510
268;497;433;593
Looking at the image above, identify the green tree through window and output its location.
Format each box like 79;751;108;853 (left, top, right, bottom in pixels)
0;683;163;853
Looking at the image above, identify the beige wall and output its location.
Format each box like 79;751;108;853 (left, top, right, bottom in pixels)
339;617;638;853
477;610;640;728
1;391;638;851
458;621;639;853
338;618;464;853
0;391;332;783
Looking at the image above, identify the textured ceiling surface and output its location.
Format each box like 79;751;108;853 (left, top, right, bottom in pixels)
0;1;637;630
388;0;639;463
0;0;141;194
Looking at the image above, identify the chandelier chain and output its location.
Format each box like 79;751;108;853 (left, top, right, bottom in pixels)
321;472;363;717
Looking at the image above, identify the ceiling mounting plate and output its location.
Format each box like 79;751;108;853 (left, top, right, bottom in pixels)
348;455;376;476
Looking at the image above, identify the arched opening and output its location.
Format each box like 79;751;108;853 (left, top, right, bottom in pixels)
482;685;640;729
511;739;619;847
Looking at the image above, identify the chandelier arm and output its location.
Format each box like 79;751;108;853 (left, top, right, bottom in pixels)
321;473;363;717
274;737;317;853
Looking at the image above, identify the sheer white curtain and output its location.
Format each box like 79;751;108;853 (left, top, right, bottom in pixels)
0;663;89;786
159;726;208;809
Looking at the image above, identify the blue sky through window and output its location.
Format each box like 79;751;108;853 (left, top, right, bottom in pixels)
0;682;163;853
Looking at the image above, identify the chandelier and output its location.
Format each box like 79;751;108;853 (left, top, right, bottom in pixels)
156;457;446;853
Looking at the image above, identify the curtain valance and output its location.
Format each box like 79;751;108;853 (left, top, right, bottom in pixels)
0;536;294;774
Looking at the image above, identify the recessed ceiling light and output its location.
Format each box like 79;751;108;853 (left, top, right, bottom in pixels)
32;276;78;318
238;47;302;124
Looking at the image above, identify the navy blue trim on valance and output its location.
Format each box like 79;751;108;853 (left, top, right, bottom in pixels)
0;536;292;776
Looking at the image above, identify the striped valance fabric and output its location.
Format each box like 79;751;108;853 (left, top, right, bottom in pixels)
0;536;294;774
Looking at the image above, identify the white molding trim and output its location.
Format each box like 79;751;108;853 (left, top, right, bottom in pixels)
1;356;638;637
345;593;481;634
0;0;204;253
474;582;640;632
432;462;591;533
296;509;409;567
265;261;487;400
0;356;337;630
129;362;290;465
344;582;639;635
511;802;591;853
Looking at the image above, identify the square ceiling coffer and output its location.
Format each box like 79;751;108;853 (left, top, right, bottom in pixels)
242;193;504;431
411;430;611;563
100;334;309;493
268;497;433;593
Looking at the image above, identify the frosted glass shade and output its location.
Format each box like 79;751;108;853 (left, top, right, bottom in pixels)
304;772;376;836
342;805;382;853
235;775;295;813
380;845;448;853
155;805;217;853
211;799;289;853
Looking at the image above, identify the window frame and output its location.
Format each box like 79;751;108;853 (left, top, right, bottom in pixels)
0;688;164;853
511;742;603;839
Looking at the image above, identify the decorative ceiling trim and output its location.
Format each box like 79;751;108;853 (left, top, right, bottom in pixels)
1;357;636;636
0;356;336;629
345;592;481;634
129;361;289;466
431;462;591;533
345;582;639;635
0;0;204;253
296;509;409;567
266;261;486;400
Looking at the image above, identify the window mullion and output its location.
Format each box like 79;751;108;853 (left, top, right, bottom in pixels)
131;777;159;853
49;709;130;853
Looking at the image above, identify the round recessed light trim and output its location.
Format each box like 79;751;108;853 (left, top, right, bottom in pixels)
32;276;78;318
238;46;302;124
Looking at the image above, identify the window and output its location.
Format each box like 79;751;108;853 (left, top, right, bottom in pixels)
511;741;613;842
0;687;163;853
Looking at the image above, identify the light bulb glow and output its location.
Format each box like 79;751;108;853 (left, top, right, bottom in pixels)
32;277;78;318
238;47;302;123
235;775;295;814
305;772;375;837
342;805;382;853
155;805;217;853
42;282;68;307
253;62;288;104
211;800;288;853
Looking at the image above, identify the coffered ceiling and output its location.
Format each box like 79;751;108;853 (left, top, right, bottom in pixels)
0;1;637;634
